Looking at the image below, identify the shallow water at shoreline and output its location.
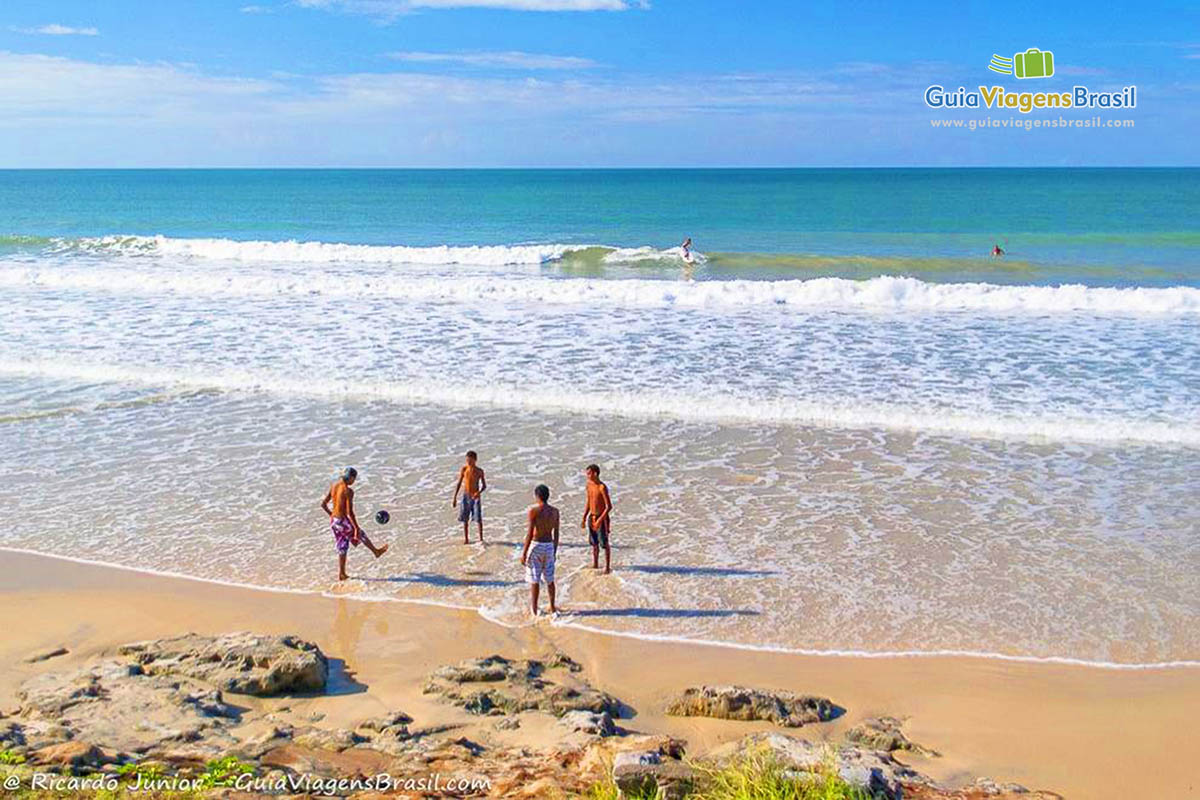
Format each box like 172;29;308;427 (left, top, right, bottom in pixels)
2;382;1196;665
2;168;1198;668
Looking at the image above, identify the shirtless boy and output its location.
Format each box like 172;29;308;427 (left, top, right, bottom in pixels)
320;467;388;581
452;450;487;544
521;484;560;616
581;463;613;573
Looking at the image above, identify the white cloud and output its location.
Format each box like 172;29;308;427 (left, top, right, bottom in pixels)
239;5;275;13
14;23;99;36
0;51;278;120
0;50;897;129
387;50;599;69
4;50;1175;167
296;0;630;17
410;0;628;7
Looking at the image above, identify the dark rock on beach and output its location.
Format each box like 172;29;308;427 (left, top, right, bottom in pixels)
424;653;623;718
1;632;1060;799
28;741;113;772
903;779;1064;799
558;709;618;737
16;659;242;757
613;748;697;800
23;646;69;664
665;684;842;727
117;632;329;695
846;715;940;757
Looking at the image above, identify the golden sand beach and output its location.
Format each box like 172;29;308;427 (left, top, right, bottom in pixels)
2;550;1196;799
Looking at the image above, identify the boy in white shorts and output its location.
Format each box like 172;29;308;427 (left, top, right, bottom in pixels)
520;484;560;615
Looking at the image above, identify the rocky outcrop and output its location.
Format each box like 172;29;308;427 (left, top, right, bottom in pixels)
16;659;242;757
29;741;112;771
846;716;939;757
424;653;623;718
665;685;842;727
613;749;696;800
903;779;1064;800
117;632;328;695
558;710;617;737
1;634;1059;799
23;646;69;664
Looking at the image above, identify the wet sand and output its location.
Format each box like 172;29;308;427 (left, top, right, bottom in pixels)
1;550;1197;799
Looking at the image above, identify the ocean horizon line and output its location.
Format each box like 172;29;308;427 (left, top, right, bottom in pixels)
1;165;1198;172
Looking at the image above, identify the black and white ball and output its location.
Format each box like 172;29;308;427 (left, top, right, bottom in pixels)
375;510;390;525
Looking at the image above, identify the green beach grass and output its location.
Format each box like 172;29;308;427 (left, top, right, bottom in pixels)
587;745;874;800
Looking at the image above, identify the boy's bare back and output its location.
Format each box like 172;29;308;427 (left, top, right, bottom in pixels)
329;480;352;517
529;503;559;542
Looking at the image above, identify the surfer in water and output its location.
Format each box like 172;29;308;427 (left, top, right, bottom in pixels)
680;237;693;261
991;243;1006;257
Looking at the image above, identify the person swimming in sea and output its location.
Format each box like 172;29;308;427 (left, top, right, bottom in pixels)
991;243;1006;257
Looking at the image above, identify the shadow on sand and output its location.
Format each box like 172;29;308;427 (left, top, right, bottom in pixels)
324;657;369;696
484;539;625;550
363;572;522;588
622;564;778;578
566;607;759;619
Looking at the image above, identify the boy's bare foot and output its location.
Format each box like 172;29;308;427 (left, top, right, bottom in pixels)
338;573;348;581
373;543;389;558
604;567;611;575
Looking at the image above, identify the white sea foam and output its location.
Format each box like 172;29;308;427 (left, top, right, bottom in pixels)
58;234;585;265
4;263;1199;316
55;234;708;267
602;245;704;265
2;358;1195;447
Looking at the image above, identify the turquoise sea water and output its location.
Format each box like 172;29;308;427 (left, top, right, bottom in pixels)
1;168;1197;666
1;167;1197;286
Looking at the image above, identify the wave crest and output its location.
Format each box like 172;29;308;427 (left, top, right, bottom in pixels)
56;234;585;266
1;359;1196;447
4;263;1198;315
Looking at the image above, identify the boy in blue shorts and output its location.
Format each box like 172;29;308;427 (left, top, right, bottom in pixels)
452;450;487;544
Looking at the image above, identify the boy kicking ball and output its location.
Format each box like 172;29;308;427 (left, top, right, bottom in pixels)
321;467;388;581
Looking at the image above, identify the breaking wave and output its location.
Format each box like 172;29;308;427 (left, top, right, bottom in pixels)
4;263;1199;315
1;359;1196;447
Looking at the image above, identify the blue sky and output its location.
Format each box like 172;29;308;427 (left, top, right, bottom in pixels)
1;0;1197;166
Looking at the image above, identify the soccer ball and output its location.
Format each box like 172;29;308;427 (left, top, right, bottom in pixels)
375;510;390;525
